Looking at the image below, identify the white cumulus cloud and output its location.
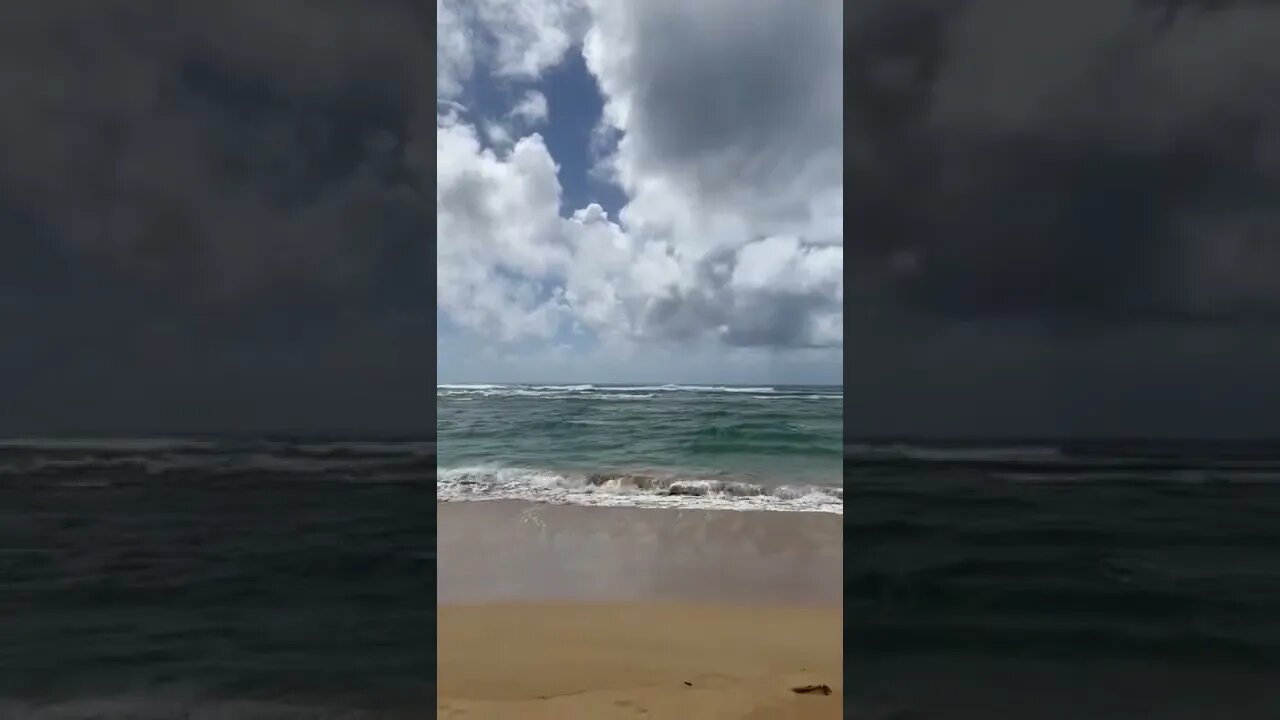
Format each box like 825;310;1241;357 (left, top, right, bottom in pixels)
436;0;843;380
509;90;549;125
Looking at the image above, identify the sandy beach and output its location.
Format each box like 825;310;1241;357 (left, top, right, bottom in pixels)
437;501;843;719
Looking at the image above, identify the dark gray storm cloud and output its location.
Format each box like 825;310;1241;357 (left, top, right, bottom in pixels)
848;0;1280;436
642;242;843;348
0;1;432;435
613;0;843;217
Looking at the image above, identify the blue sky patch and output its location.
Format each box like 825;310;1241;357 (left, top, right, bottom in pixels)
456;45;625;221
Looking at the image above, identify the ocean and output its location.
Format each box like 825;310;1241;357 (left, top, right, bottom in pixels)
437;383;843;513
0;437;434;717
848;439;1280;717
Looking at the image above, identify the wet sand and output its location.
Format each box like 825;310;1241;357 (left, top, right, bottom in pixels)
437;501;843;719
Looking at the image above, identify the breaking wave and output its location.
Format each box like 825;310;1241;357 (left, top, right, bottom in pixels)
437;466;842;514
438;383;842;400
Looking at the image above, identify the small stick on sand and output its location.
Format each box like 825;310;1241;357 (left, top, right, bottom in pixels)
791;684;832;695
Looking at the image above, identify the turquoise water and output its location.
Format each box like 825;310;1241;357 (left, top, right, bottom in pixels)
437;384;842;512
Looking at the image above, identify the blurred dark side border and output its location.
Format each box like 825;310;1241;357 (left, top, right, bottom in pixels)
0;1;439;716
843;1;1280;718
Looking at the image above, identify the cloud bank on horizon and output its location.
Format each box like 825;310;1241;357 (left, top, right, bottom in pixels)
435;0;843;384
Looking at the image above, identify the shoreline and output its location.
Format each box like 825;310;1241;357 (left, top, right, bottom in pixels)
436;469;844;514
437;499;843;718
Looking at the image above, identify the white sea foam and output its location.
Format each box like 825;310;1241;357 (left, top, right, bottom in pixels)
435;384;842;400
436;466;842;514
751;394;843;400
620;384;777;393
0;438;216;452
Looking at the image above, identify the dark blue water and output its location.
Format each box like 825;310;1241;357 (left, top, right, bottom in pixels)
848;439;1280;718
0;438;434;716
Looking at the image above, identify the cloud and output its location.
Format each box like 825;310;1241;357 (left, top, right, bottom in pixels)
436;0;844;360
509;90;550;125
437;0;475;97
0;0;433;433
438;333;841;386
437;0;588;98
844;0;1280;435
585;0;842;237
849;0;1280;325
436;118;567;341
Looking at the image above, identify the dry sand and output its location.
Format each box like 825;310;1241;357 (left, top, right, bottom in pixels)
438;603;842;719
437;501;843;719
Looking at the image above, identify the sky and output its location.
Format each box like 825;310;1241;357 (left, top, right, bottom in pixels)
848;0;1280;437
435;0;844;386
0;2;434;435
4;1;1278;437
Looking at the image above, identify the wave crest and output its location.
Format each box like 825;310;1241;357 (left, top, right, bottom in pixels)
437;384;842;400
438;466;842;513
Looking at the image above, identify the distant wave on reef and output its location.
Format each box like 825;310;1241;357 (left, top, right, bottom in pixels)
0;437;433;485
437;383;842;399
846;439;1280;482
